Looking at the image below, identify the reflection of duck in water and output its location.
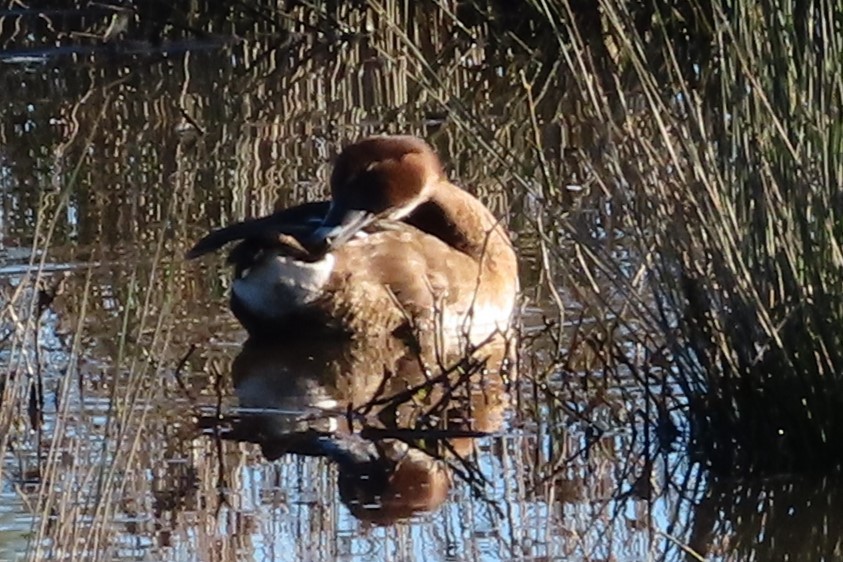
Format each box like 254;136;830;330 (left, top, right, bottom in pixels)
212;333;512;525
187;135;518;344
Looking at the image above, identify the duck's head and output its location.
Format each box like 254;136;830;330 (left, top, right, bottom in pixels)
320;136;445;233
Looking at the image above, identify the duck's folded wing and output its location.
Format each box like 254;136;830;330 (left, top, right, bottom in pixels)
185;201;331;259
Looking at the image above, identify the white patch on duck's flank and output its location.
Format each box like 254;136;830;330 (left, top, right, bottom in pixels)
232;253;335;319
437;302;516;345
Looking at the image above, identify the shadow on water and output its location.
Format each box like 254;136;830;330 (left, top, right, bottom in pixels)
687;476;843;560
0;2;840;561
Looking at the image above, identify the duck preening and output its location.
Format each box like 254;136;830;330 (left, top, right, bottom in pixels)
186;135;519;342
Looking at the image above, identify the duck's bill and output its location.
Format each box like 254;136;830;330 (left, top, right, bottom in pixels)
311;208;376;248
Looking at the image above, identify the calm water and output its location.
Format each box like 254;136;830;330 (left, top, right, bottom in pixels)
0;4;839;562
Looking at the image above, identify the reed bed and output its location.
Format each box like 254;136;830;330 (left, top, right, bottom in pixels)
3;0;837;560
467;0;841;475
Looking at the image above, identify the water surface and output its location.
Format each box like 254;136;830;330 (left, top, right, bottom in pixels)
0;4;839;561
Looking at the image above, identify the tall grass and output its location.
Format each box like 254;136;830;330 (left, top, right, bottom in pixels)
517;0;843;473
5;0;837;559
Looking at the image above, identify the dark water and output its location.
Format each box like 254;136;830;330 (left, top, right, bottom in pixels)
0;4;839;562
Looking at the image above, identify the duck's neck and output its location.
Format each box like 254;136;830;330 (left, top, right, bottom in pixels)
406;181;511;263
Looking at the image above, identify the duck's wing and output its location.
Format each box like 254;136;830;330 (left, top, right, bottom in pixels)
185;201;331;260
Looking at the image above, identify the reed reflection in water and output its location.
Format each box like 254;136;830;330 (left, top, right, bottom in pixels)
1;2;841;561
